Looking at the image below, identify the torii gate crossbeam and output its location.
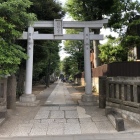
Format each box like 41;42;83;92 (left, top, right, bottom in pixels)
19;19;108;105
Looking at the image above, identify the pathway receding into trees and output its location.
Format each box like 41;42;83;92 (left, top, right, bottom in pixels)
19;19;108;105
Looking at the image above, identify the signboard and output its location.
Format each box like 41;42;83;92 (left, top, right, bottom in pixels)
54;19;63;35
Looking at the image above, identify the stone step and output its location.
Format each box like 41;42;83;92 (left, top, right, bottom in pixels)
105;107;124;131
1;133;140;140
107;113;124;131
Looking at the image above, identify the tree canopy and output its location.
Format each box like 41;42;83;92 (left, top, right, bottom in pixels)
63;29;84;77
0;0;36;75
27;0;65;83
64;0;140;69
99;37;128;64
65;0;114;21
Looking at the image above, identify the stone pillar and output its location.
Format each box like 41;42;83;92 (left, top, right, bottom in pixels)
81;27;94;102
116;84;120;99
7;75;16;109
20;26;37;104
133;85;138;102
126;85;131;101
99;76;107;108
121;84;125;101
0;77;7;119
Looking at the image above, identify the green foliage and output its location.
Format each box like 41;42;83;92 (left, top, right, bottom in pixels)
29;0;65;20
65;0;140;65
27;0;65;82
64;29;84;73
0;39;27;75
65;0;114;21
33;41;61;81
65;0;116;67
62;56;79;78
99;38;127;64
122;35;140;49
0;0;36;42
0;0;36;75
108;0;140;35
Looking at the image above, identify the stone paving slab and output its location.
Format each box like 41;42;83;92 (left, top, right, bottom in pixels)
77;106;91;118
29;123;48;136
54;119;66;123
64;123;81;135
65;111;79;119
41;119;54;124
29;119;41;124
34;111;50;119
79;118;92;123
60;106;77;111
95;121;117;133
10;124;33;136
39;106;59;111
50;111;64;119
91;116;108;122
47;123;64;135
1;81;140;138
80;122;99;133
67;119;79;123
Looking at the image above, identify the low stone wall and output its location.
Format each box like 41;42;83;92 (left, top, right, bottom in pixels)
74;77;99;94
101;76;140;124
111;107;140;124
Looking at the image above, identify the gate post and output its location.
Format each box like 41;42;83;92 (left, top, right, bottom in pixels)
99;76;107;108
19;26;38;105
81;27;94;102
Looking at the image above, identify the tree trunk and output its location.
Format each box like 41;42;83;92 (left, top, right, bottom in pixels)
93;29;101;68
7;75;17;110
16;67;25;98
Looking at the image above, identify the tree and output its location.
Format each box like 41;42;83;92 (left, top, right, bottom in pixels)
99;37;127;64
62;56;79;79
65;0;114;67
15;0;65;96
29;0;65;20
64;29;84;73
28;0;65;86
108;0;140;60
0;0;36;76
65;0;140;66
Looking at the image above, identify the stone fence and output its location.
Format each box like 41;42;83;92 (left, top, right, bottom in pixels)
0;78;7;112
99;76;140;123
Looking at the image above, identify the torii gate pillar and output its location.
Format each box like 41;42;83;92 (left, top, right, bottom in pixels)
81;27;93;103
19;26;39;105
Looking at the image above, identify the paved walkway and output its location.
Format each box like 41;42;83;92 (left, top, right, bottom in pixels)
0;80;140;138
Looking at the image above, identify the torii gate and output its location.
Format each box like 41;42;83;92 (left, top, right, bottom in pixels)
20;19;108;105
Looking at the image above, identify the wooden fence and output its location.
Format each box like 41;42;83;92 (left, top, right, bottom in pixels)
93;62;140;77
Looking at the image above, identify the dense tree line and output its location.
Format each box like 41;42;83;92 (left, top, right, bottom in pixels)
62;0;140;78
0;0;65;97
1;0;140;95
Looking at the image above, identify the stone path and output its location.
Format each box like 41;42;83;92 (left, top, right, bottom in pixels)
0;80;140;138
